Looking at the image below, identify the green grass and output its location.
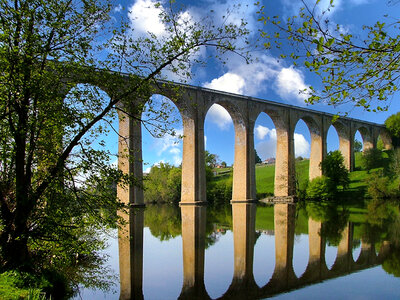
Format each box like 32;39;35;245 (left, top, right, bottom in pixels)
0;272;45;300
212;151;388;202
255;160;310;198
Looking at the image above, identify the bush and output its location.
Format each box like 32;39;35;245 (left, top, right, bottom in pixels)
320;150;349;191
306;176;334;200
366;170;399;199
144;163;181;203
361;148;384;171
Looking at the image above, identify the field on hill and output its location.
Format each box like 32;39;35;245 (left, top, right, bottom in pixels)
212;151;381;200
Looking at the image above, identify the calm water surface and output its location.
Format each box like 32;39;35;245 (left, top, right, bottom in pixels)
76;200;400;299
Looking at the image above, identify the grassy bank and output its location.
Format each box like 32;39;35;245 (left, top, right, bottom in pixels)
212;152;382;200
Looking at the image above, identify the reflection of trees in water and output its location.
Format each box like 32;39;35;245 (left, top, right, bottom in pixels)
361;198;398;246
304;201;349;246
144;204;182;241
362;198;400;278
143;203;233;246
383;248;400;277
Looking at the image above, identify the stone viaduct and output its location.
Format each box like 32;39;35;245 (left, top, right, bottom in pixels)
115;80;392;204
118;203;391;299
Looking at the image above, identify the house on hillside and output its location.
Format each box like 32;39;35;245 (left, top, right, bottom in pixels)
263;158;276;165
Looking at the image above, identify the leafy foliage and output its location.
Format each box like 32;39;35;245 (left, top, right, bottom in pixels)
361;148;384;171
306;176;334;200
366;171;397;199
354;140;363;152
320;150;350;191
255;149;262;164
0;0;250;295
144;163;181;204
385;112;400;147
257;0;400;111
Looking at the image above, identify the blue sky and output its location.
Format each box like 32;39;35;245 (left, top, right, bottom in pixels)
98;0;400;171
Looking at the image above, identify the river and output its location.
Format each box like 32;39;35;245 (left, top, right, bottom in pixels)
74;199;400;299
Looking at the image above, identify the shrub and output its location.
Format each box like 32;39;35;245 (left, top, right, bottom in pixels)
366;170;399;199
361;148;384;171
320;150;349;191
306;176;334;200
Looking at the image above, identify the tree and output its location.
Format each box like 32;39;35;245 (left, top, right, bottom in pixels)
257;0;400;112
354;140;363;152
362;148;384;171
385;112;400;147
320;150;349;191
0;0;250;290
205;150;220;168
144;163;181;204
255;149;262;164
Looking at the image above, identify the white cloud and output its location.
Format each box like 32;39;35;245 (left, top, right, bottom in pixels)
275;67;309;103
255;128;277;159
144;167;151;174
294;133;310;158
254;126;309;158
205;104;233;131
202;55;312;106
153;128;183;156
128;0;166;36
203;55;280;97
204;73;245;94
255;125;273;140
114;4;123;13
204;135;207;148
169;147;181;155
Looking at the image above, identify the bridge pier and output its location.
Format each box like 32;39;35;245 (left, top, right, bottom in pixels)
117;110;144;206
180;104;207;205
232;119;256;202
269;203;297;289
309;123;326;180
179;205;209;299
274;115;296;198
118;207;145;300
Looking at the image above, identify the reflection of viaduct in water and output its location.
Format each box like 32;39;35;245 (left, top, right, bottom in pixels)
116;82;392;204
118;203;391;299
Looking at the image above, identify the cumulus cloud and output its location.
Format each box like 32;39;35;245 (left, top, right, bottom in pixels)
254;126;310;159
204;73;245;94
128;0;166;36
275;67;309;103
202;54;312;106
255;125;275;140
203;55;280;96
205;104;233;131
294;133;310;158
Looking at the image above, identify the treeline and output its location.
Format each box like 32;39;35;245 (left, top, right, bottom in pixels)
143;161;233;205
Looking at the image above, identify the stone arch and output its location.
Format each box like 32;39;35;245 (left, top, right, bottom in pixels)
378;128;392;150
141;92;184;176
252;109;280;198
353;124;374;151
205;98;254;201
293;113;323;180
255;106;295;197
331;119;353;170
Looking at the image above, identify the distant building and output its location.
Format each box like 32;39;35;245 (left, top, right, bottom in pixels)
263;158;276;165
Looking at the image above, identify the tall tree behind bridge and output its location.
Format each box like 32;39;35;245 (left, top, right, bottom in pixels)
0;0;250;284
